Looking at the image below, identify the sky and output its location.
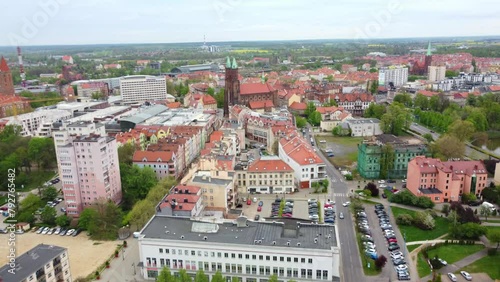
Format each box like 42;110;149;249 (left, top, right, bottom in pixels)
1;0;499;46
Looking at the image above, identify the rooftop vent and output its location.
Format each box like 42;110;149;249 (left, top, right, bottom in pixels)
297;242;301;247
180;235;185;239
203;236;208;241
184;198;188;203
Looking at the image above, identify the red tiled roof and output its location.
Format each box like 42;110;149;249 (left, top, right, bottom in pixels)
240;83;274;95
0;57;9;72
249;100;274;109
247;159;293;172
280;136;324;166
418;90;439;97
289;102;307;110
489;85;500;92
132;150;174;163
210;131;224;142
202;94;217;105
411;156;487;176
316;106;342;114
167;102;181;109
172;185;201;194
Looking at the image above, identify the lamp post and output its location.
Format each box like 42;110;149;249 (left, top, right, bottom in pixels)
403;232;407;257
122;246;125;261
132;262;136;275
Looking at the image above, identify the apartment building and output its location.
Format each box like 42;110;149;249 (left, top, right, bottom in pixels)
316;106;352;132
53;121;121;216
378;66;409;87
133;150;177;180
155;185;203;217
407;156;488;203
235;157;295;194
188;171;235;211
120;75;167;104
346;118;383;137
1;109;71;137
0;244;72;282
279;135;326;189
427;66;446;82
137;216;340;281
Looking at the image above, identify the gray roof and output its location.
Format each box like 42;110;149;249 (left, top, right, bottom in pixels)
191;176;233;186
120;105;168;125
141;216;337;250
0;244;66;282
171;64;219;74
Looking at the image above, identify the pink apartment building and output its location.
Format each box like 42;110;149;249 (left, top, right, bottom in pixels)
56;132;122;216
407;156;488;203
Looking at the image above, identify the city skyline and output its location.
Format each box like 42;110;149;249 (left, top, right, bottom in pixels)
1;0;499;46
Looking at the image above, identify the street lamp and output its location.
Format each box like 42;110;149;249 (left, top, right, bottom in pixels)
132;262;136;275
122;246;125;261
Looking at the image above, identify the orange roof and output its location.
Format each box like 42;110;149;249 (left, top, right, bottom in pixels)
247;159;293;172
489;85;500;92
316;106;342;114
280;136;324;166
289;102;307;110
167;102;181;109
411;156;487;176
132;150;174;163
240;83;274;95
0;57;9;72
418;90;439;97
210;131;224;142
249;100;274;109
202;94;217;105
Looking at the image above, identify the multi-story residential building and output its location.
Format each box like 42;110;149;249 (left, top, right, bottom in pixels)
378;66;409;87
53;121;122;216
188;171;235;212
120;75;167;104
333;91;374;116
357;135;430;179
279;135;326;188
133;150;177;180
155;185;203;217
427;66;446;82
235;157;295;194
316;106;352;132
407;156;488;203
0;244;72;282
75;81;109;101
1;109;71;137
345;118;383;137
136;216;340;281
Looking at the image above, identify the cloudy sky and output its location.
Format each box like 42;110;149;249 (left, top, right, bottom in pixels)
1;0;499;46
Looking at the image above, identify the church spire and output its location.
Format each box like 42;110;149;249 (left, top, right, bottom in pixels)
426;42;432;56
231;57;238;69
226;57;231;69
0;57;9;72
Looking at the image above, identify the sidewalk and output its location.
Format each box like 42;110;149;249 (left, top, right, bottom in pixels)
420;248;489;282
99;239;145;282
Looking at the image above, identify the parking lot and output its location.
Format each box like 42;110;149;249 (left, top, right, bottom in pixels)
241;194;334;222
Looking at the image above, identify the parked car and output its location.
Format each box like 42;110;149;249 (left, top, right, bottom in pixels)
53;227;61;235
447;273;457;282
247;199;252;205
379;184;387;188
438;258;447;266
59;228;67;236
460;271;472;281
395;264;408;272
388;244;400;251
254;215;260;221
258;201;264;207
342;202;350;207
72;229;81;237
378;180;385;184
257;206;262;212
36;227;43;234
47;228;54;235
66;229;75;236
382;194;387;198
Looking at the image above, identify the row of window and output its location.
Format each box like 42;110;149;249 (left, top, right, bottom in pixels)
155;249;314;264
238;174;292;179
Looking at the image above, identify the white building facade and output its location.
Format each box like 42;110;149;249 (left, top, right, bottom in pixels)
378;66;409;87
428;66;446;82
120;75;168;104
2;109;72;137
137;216;340;282
346;118;383;137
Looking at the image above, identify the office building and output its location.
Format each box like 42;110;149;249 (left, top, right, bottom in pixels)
120;75;167;104
137;216;340;281
427;66;446;82
0;244;72;282
378;66;409;87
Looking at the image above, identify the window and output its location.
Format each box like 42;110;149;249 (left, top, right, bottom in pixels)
191;250;195;256
185;250;189;256
259;255;263;260
308;258;313;264
273;256;277;261
280;256;284;262
323;270;328;280
273;267;278;275
237;264;242;274
307;269;313;279
225;253;229;258
259;266;264;275
301;258;305;263
287;268;292;277
160;259;165;267
279;267;284;277
231;253;236;259
231;264;236;273
301;269;306;278
252;265;257;275
226;264;230;272
246;265;251;274
265;266;270;275
293;269;298;278
317;270;322;279
266;255;270;261
294;257;298;263
238;254;243;259
245;254;250;259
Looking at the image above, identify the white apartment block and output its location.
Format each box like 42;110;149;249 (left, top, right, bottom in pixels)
0;244;72;282
137;216;340;281
1;109;72;137
378;66;409;87
120;75;167;104
428;66;446;82
346;118;383;137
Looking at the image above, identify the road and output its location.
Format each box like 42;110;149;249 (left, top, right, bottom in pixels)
307;125;364;282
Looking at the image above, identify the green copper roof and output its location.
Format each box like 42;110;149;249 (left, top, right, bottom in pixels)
231;57;238;69
427;42;432;56
226;57;231;68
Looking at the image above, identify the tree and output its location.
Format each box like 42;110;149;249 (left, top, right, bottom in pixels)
447;120;475;142
364;103;385;119
441;204;450;216
413;211;435;230
41;206;57;225
127;199;155;230
461;193;477;205
86;200;123;240
488;230;500;251
211;271;224;282
479;205;491;221
304;102;316;117
413;93;429;110
42;186;59;202
55;214;72;227
379;144;395;180
178;269;191;282
20;193;42;213
364;182;379;197
207;87;215;96
194;269;209;282
380;103;412;136
157;267;175;282
369;80;379;94
295;116;307;128
268;275;279;282
423;133;434;143
445;70;458;78
121;164;158;209
308;111;322;126
396;214;413;225
78;208;98;230
432;135;465;160
374;255;387;270
393;93;413;107
117;143;136;165
451;223;487;240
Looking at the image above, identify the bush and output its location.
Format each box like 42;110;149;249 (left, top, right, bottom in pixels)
396;214;413;225
414;211;435;230
487;248;497;256
345;174;353;180
364;182;379;197
450;223;487;240
426;209;438;218
389;190;435;209
374;255;387;270
441;204;450;216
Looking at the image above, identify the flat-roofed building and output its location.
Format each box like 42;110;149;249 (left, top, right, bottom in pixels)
120;75;167;104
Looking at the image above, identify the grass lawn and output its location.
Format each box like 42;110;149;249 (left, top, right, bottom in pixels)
355;234;380;276
0;196;6;206
20;170;57;192
484;219;500;223
391;207;450;242
460;253;500;280
427;244;485;264
407;244;420;253
485;226;500;241
315;136;363;167
417;252;431;278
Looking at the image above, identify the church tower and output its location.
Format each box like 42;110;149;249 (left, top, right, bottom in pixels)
0;57;15;95
424;42;433;74
223;57;240;118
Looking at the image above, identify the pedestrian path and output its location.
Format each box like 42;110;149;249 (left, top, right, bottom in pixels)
420;249;489;282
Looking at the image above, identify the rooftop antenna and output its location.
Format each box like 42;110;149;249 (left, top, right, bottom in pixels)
17;46;26;89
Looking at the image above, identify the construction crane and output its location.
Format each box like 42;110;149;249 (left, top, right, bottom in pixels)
17;46;26;89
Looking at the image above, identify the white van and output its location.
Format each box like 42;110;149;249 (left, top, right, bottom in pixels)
133;232;141;238
482;201;495;212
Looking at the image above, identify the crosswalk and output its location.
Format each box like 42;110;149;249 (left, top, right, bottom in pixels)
332;193;348;197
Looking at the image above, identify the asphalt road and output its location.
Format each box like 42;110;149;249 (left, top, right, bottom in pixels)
311;133;364;282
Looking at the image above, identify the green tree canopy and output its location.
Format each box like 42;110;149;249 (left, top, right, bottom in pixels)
41;206;57;225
